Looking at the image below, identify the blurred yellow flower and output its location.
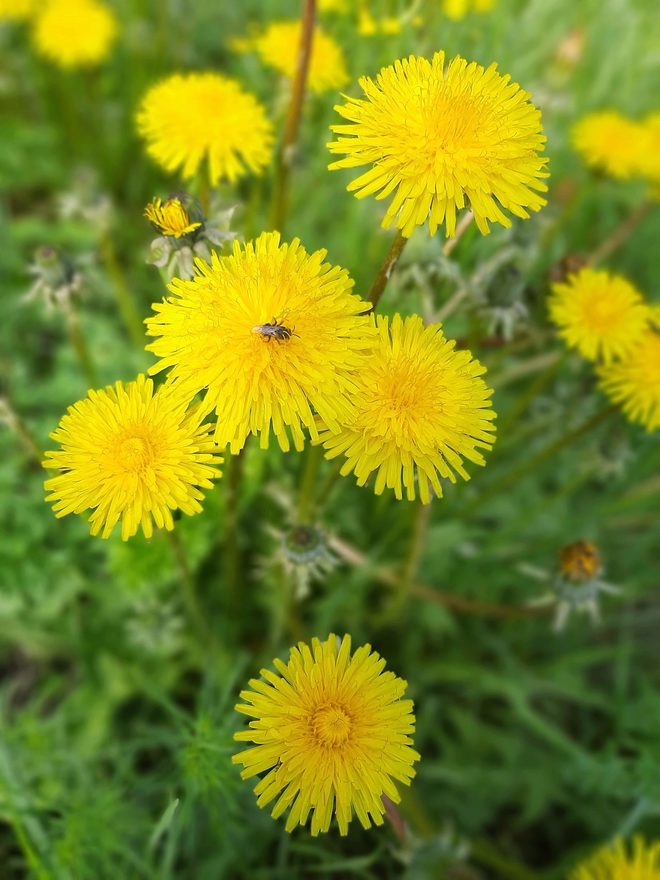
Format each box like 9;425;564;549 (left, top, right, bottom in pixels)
235;20;348;94
320;314;496;503
144;196;201;238
549;268;651;364
637;113;660;189
233;634;420;835
442;0;495;21
318;0;348;10
572;111;645;179
43;375;222;540
0;0;36;21
329;51;548;237
146;232;374;454
136;72;274;186
569;837;660;880
32;0;117;67
357;11;403;35
599;330;660;432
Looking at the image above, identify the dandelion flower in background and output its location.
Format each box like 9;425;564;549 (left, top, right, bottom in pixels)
442;0;495;21
598;329;660;432
144;196;202;239
569;837;660;880
235;21;348;95
549;268;651;364
0;0;36;21
357;11;404;36
637;113;660;190
43;375;222;540
329;51;548;237
233;634;420;835
320;314;496;503
571;111;645;179
136;72;274;186
32;0;117;67
146;232;374;453
318;0;348;12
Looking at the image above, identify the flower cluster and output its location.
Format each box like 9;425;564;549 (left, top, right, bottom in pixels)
549;267;660;431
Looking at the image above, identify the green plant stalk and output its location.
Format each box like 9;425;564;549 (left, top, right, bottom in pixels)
66;305;98;388
587;199;652;266
297;443;324;522
463;404;618;516
270;0;316;233
99;233;145;349
165;529;217;651
367;230;408;309
223;448;245;611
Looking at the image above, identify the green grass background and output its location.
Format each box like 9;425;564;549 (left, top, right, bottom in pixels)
1;0;659;876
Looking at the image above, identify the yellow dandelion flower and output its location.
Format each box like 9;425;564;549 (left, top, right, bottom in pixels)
318;0;348;11
598;329;660;432
32;0;117;68
329;51;548;238
237;21;348;95
146;232;374;454
233;634;420;836
43;375;222;540
442;0;495;21
320;314;496;503
637;113;660;188
357;11;403;36
0;0;37;21
569;837;660;880
572;111;646;179
144;196;201;238
136;72;274;186
549;268;651;364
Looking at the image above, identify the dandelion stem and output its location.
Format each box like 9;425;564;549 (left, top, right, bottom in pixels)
270;0;316;233
463;404;618;515
442;209;474;257
66;305;98;388
586;200;652;266
367;230;408;309
297;444;323;522
223;448;245;610
385;499;431;620
99;233;145;349
165;529;216;650
0;398;43;467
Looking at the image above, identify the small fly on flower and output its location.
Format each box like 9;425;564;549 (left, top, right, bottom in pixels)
252;316;297;342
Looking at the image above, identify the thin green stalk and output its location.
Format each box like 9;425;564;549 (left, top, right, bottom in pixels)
386;499;431;620
367;230;408;309
66;304;98;388
270;0;316;232
462;404;617;516
99;233;145;349
442;209;474;257
297;444;323;522
223;448;245;611
0;398;43;466
165;529;216;650
587;200;652;266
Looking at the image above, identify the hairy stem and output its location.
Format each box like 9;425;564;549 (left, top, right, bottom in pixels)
367;230;408;309
270;0;316;233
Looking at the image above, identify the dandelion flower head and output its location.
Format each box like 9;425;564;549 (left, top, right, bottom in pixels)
43;375;222;540
320;314;496;503
637;113;660;191
145;196;202;239
233;634;420;835
234;20;348;95
328;51;548;237
549;267;651;364
598;329;660;432
146;232;375;454
442;0;495;21
559;540;601;583
0;0;37;21
32;0;117;67
571;111;646;179
136;72;274;186
569;837;660;880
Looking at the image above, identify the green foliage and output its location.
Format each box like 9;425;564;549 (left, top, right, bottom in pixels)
1;0;660;877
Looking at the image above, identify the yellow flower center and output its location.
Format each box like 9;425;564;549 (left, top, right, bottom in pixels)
144;197;201;238
311;702;352;747
118;436;154;472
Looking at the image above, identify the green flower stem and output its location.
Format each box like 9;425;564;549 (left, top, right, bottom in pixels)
366;230;408;309
1;398;43;467
99;233;145;350
223;447;245;612
462;404;618;517
442;209;474;257
587;200;652;266
297;444;324;523
66;305;98;388
270;0;316;233
164;529;217;651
